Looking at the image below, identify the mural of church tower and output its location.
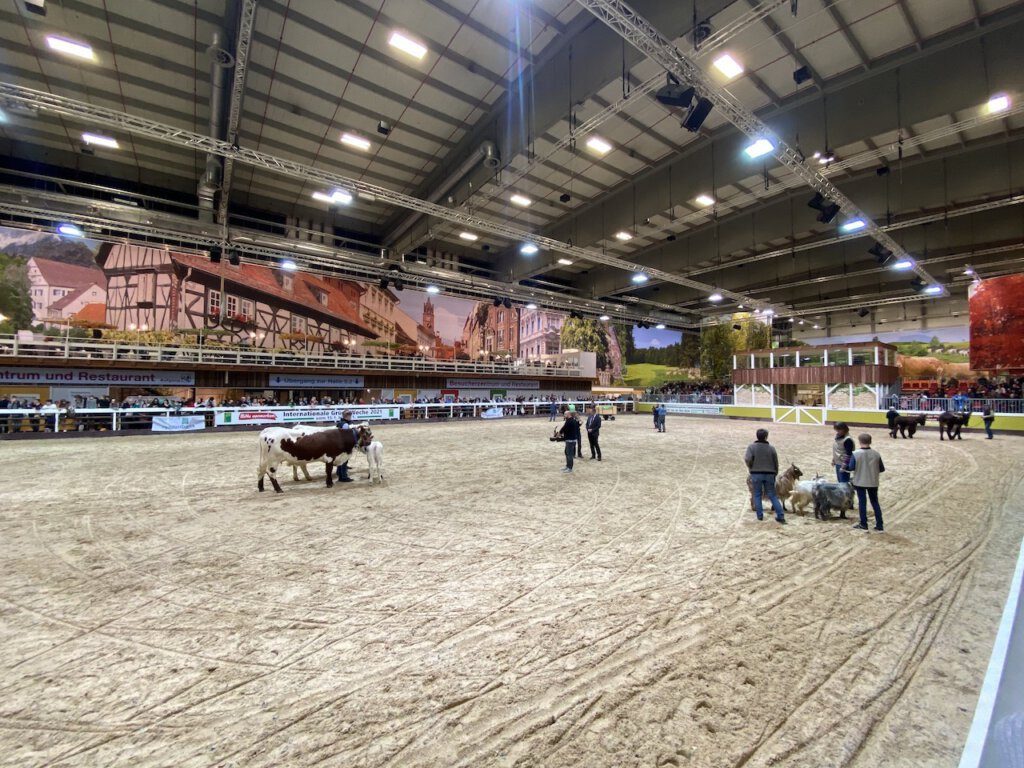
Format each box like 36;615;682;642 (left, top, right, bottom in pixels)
422;297;435;337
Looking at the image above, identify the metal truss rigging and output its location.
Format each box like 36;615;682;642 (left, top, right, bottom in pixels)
217;0;258;226
574;0;945;292
0;82;770;313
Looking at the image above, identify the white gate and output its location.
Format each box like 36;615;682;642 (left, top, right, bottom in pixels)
773;405;825;425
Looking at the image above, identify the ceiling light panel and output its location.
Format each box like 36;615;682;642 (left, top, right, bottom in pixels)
510;194;532;207
46;35;94;60
81;132;119;149
388;31;427;60
694;194;715;207
586;136;612;155
340;132;371;151
614;231;633;241
712;54;743;79
459;232;479;241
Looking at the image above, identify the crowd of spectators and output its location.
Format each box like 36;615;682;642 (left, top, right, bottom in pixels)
645;382;733;403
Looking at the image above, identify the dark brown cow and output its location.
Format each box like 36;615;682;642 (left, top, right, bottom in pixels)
937;409;972;441
892;413;927;438
257;425;372;493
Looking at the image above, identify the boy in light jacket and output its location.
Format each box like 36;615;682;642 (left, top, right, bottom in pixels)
850;433;885;531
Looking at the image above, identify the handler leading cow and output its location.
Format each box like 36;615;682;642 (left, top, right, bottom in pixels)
258;424;372;493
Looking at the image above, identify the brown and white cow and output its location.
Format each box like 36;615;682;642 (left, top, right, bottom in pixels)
257;425;372;493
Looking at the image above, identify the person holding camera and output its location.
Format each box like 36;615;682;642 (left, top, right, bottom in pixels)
557;406;581;473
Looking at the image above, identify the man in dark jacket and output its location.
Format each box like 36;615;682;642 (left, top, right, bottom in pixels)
743;428;786;524
886;406;900;438
335;410;355;482
585;404;602;461
558;406;581;473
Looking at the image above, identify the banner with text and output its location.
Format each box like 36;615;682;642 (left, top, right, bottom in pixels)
215;406;400;427
664;403;724;415
268;373;365;388
446;378;540;390
152;415;206;432
481;407;505;419
0;367;195;386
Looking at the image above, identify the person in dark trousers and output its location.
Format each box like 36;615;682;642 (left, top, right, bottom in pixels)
558;406;581;472
850;433;885;531
570;405;584;458
832;422;855;483
585;404;602;461
886;406;900;438
743;428;786;524
549;399;559;421
335;409;355;482
982;407;995;439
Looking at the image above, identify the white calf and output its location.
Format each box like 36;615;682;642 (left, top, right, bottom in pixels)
359;439;385;483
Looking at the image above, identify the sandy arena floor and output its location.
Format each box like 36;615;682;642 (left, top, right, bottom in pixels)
1;414;1022;767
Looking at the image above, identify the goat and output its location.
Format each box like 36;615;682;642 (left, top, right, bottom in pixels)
811;482;854;520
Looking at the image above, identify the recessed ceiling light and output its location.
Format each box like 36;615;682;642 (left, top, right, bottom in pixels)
798;320;805;325
47;35;95;60
459;232;479;242
425;285;440;294
892;259;915;270
631;273;648;284
586;136;612;155
57;223;84;237
615;231;633;241
813;324;820;329
557;258;573;266
655;323;666;330
840;219;866;233
708;292;723;302
510;194;532;207
744;138;774;159
280;260;298;271
81;132;118;149
340;132;371;151
520;243;539;255
712;54;744;79
526;303;537;310
694;194;715;207
388;31;427;60
923;285;943;294
987;94;1010;114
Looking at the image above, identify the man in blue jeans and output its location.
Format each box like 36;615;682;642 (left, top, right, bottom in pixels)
743;428;786;524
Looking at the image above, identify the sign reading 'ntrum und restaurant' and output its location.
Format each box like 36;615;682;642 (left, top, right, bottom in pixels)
0;368;196;386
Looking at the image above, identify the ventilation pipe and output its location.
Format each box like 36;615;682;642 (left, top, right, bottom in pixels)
387;139;500;252
198;31;234;221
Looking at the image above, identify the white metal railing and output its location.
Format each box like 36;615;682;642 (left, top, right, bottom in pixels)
0;335;582;377
0;400;634;434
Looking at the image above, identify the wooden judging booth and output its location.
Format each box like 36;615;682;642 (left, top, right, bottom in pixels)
732;342;900;413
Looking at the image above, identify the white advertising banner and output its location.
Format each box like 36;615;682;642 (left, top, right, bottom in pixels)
481;407;505;419
215;406;400;427
446;378;540;390
664;403;724;415
0;367;195;386
268;373;364;388
152;415;206;432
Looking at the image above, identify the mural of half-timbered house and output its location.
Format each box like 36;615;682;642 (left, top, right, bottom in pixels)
96;244;377;349
26;256;107;323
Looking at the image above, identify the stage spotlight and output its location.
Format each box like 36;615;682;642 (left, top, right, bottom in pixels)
228;250;240;266
502;298;512;309
393;278;404;291
209;246;222;263
682;97;714;132
559;192;571;203
793;66;811;85
857;308;870;318
377;120;392;136
817;203;840;224
379;278;389;290
655;83;695;109
876;166;890;177
807;193;826;211
910;277;927;291
493;297;502;307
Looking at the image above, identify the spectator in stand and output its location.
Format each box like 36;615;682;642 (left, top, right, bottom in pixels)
982;407;995;439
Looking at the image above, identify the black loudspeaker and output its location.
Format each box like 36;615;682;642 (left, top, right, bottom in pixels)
816;203;840;224
682;98;714;132
857;308;870;318
92;329;103;339
502;298;512;309
655;84;695;109
228;250;240;266
209;247;222;263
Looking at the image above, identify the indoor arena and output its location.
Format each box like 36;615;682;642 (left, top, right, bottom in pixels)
2;415;1021;767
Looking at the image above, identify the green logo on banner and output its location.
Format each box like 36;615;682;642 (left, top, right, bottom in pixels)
223;412;232;423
